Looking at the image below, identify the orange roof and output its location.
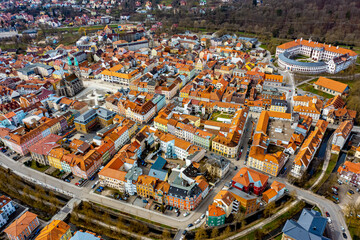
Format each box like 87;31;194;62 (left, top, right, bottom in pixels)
262;189;277;202
256;111;292;134
214;190;235;207
271;181;286;192
35;220;70;240
208;203;226;217
232;167;268;187
338;161;360;174
4;211;38;237
314;77;348;93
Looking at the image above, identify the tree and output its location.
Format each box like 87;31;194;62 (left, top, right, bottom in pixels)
210;227;219;238
195;227;208;240
162;230;171;239
254;229;265;239
264;201;276;217
222;226;231;237
233;211;245;231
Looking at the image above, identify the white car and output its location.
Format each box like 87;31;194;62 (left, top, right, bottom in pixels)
200;214;205;219
194;219;200;225
327;217;332;224
183;212;190;217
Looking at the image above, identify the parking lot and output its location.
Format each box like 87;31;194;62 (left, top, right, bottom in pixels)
336;180;360;210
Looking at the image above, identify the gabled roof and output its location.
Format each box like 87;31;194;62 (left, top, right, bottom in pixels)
232;167;268;188
4;211;38;237
35;220;70;240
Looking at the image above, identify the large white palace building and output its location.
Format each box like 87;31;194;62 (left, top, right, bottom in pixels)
276;39;357;74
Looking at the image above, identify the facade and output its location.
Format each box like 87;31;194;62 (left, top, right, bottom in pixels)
28;134;62;165
35;220;72;240
0;196;16;228
338;161;360;186
136;175;158;199
74;107;115;133
101;64;142;89
276;39;357;74
293;95;322;121
231;167;268;195
56;74;84;97
4;211;40;240
262;181;286;203
331;120;353;154
206;203;226;227
314;77;349;96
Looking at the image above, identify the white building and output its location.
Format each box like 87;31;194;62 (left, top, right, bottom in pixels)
0;196;16;228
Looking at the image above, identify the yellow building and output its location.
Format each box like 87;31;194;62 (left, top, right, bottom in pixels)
35;220;72;240
247;133;288;177
136;175;158;199
154;116;168;133
48;147;70;170
269;99;288;113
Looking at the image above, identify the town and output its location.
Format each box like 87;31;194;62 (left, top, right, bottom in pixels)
0;14;359;240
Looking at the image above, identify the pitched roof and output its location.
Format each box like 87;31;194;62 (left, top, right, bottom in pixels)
4;211;38;237
35;220;70;240
232;167;269;188
314;76;348;93
208;203;226;217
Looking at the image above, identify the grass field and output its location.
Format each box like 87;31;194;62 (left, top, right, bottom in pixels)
298;83;334;99
210;111;234;121
30;160;50;172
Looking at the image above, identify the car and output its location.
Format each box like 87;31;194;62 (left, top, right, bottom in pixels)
343;233;347;239
332;186;339;191
326;212;330;217
91;184;96;189
180;236;184;240
338;180;343;185
234;166;238;171
194;219;200;225
70;176;74;179
187;223;193;228
182;230;187;235
175;208;179;213
332;196;339;201
65;179;70;183
333;191;338;195
183;212;190;217
349;190;355;194
357;188;360;192
347;190;354;195
177;212;180;217
90;176;95;181
200;214;205;219
341;226;345;232
75;183;79;186
289;90;291;92
327;217;332;223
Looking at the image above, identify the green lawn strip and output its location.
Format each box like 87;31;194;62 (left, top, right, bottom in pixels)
312;206;322;215
30;160;50;172
312;154;339;192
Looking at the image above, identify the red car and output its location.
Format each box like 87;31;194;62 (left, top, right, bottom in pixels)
75;183;79;186
326;212;330;217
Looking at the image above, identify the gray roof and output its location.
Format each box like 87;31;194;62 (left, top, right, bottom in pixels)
125;166;143;181
279;51;327;68
148;169;168;181
96;107;115;119
282;209;330;240
74;108;96;123
168;182;202;199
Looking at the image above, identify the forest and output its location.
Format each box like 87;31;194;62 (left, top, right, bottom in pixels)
147;0;360;46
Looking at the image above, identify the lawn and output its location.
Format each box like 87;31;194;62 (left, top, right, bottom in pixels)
313;206;322;215
210;111;234;121
347;216;360;240
298;83;334;99
312;154;339;192
30;160;50;172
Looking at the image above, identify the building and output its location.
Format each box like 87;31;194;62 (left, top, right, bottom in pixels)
293;95;323;121
167;176;203;211
276;39;357;74
136;175;158;199
231;167;268;195
0;195;16;228
314;77;349;96
35;220;72;240
331;120;353;154
206;203;226;227
290;120;328;178
125;166;143;195
70;231;102;240
56;74;84;97
338;161;360;186
29;134;62;165
148;156;169;181
98;157;127;192
74;107;116;133
204;157;230;179
4;211;40;240
101;64;142;89
282;209;329;240
228;188;260;215
48;147;70;170
262;181;286;203
270;99;288;113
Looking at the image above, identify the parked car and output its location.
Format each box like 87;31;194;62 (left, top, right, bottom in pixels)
343;233;347;239
183;212;190;217
326;212;330;217
327;217;332;223
338;180;343;185
341;226;345;232
91;184;96;189
90;176;95;181
348;190;355;195
182;230;187;235
177;212;180;217
200;214;205;219
234;166;238;171
75;183;79;186
194;219;201;225
64;179;70;183
187;223;193;228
